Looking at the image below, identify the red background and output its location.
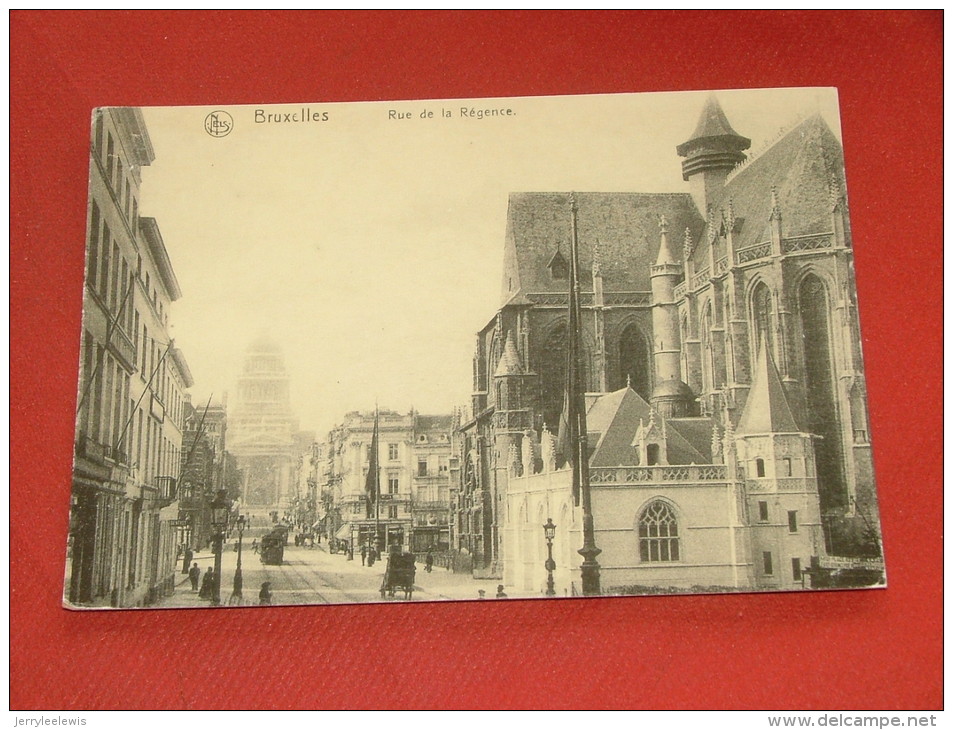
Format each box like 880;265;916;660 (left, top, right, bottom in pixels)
10;11;942;710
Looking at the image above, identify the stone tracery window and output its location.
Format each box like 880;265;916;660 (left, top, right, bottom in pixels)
638;500;680;562
752;282;775;359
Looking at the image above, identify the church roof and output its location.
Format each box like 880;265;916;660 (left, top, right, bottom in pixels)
501;192;704;304
692;113;846;267
737;343;800;434
586;387;710;467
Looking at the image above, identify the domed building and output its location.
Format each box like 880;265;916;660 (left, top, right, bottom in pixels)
228;335;299;509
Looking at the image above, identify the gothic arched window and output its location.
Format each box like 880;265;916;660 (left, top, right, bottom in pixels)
701;303;714;393
752;283;775;360
618;323;651;399
799;274;846;511
539;324;568;431
638;501;680;562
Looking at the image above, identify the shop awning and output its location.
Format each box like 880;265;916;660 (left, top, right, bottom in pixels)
335;523;351;540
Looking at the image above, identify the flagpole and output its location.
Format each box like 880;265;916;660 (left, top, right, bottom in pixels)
374;403;381;554
568;192;601;596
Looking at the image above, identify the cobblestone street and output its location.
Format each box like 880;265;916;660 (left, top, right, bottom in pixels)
159;534;534;609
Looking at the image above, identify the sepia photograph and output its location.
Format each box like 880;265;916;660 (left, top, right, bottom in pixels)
64;87;886;610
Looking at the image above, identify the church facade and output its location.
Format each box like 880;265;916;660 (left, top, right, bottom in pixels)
455;96;881;584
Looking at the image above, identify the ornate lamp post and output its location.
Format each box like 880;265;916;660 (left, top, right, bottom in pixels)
209;489;230;606
230;514;246;604
543;517;557;597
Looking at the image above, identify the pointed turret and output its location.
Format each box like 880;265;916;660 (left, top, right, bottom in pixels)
494;329;523;377
650;216;689;412
492;328;533;436
654;215;678;267
677;96;751;214
737;342;799;434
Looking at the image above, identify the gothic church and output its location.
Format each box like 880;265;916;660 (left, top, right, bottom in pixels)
455;96;880;583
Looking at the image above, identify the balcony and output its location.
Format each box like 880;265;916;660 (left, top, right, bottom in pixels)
75;433;106;465
736;241;772;265
155;476;177;504
103;444;128;465
378;493;411;504
106;324;137;372
74;433;112;481
590;464;728;485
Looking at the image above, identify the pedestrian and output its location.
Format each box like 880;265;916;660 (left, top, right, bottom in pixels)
199;567;215;599
259;581;272;606
251;539;258;554
478;589;486;600
360;544;367;566
495;584;508;599
188;562;201;592
425;550;434;573
182;547;193;574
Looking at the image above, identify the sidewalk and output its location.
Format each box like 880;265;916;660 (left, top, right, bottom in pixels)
169;550;218;608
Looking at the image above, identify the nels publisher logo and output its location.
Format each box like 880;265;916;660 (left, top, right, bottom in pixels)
204;110;233;138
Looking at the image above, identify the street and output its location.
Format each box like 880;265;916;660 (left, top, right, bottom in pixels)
159;532;532;608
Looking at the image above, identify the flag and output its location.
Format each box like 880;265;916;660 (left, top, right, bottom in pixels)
364;409;379;518
556;389;571;467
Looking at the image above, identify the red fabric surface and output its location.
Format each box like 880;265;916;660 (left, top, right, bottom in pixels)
10;11;942;710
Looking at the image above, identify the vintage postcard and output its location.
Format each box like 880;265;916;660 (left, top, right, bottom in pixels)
64;88;885;610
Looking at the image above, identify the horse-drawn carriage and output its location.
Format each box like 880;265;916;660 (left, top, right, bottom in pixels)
380;552;416;600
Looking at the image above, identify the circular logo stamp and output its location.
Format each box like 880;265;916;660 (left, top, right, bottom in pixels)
204;110;233;138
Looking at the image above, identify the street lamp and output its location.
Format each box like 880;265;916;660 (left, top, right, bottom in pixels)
230;514;246;605
543;517;557;597
209;489;230;606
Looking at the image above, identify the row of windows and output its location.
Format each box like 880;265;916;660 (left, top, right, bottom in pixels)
78;330;182;485
638;500;801;566
88;197;170;365
366;443;402;461
93;113;140;240
753;457;795;478
351;503;401;519
687;276;839;418
87;203;181;427
417;459;450;477
762;552;803;581
366;443;451;466
757;502;799;532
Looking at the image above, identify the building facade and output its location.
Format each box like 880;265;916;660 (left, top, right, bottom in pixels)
504;345;828;595
457;96;880;585
67;108;193;607
178;398;239;550
320;410;454;554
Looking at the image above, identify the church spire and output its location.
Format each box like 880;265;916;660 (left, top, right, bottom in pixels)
737;342;799;434
654;214;677;267
677;96;751;214
494;329;524;377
